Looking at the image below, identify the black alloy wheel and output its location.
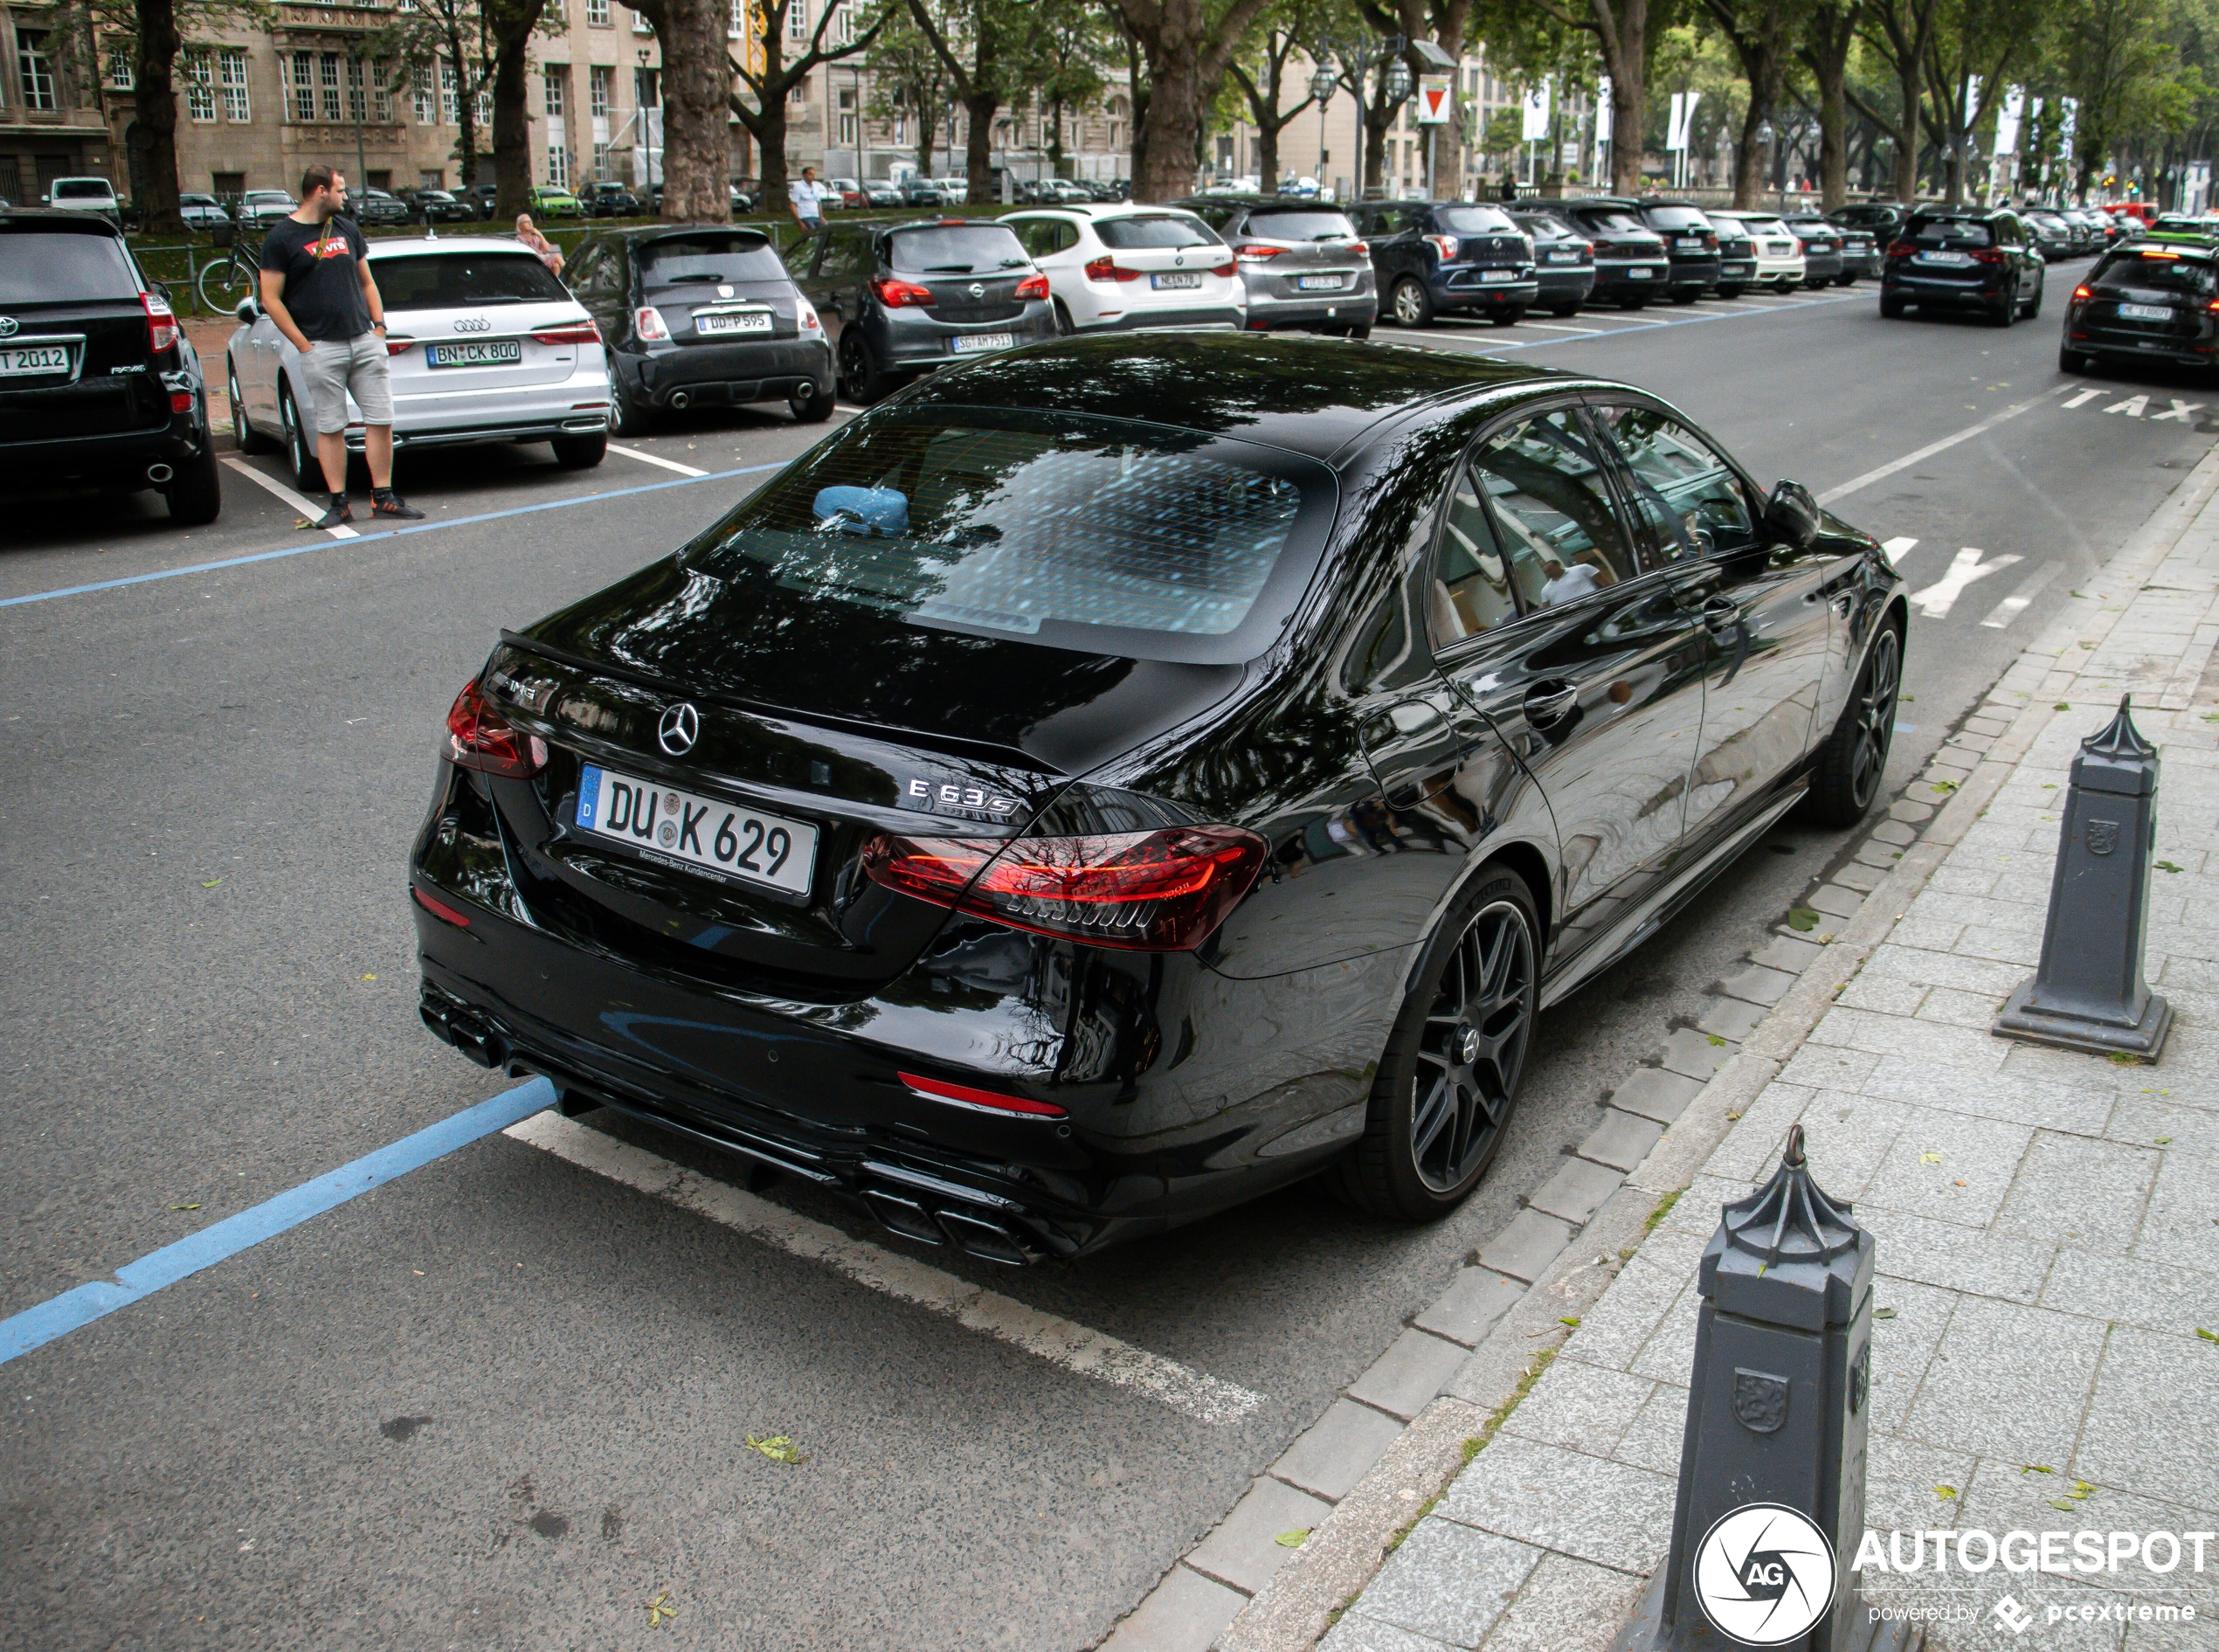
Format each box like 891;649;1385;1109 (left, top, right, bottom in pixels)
1489;307;1524;327
2020;278;2043;320
1052;299;1076;336
1337;868;1538;1220
1807;622;1902;826
1992;284;2018;328
838;327;897;403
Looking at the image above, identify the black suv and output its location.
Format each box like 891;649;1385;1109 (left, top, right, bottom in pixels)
1347;199;1538;326
1553;202;1671;308
788;217;1054;403
588;183;643;218
1624;198;1723;301
1782;212;1847;285
566;224;836;430
1881;209;2045;325
1504;208;1598;315
2061;238;2219;374
0;209;219;522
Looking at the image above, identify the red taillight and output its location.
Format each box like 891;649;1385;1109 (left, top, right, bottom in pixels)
633;305;671;342
169;389;193;412
872;275;935;308
413;886;473;928
1969;245;2006;265
1421;233;1461;262
1211;261;1236;279
384;335;415;356
1235;243;1283;261
861;826;1267;952
2076;285;2095;301
1083;255;1143;283
897;1071;1066;1118
1014;271;1049;301
142;291;178;356
445;679;547;778
530;321;602;345
1886;240;1915;258
1349;240;1367;255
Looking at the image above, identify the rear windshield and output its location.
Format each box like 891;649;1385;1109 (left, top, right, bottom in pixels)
372;252;570;308
1434;206;1518;234
0;231;138;302
1244;210;1358;241
53;180;113;200
1643;206;1709;230
1515;215;1577;241
638;232;785;285
1738;217;1787;235
886;223;1029;273
1906;217;1994;248
681;412;1324;653
1573;209;1646;233
2091;248;2218;296
1096;214;1219;251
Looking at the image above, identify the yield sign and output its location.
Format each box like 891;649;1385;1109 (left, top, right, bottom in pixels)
1416;77;1452;123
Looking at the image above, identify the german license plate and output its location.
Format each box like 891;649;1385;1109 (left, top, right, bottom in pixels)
1918;251;1973;266
1151;272;1202;290
0;343;71;377
695;310;773;335
1677;236;1705;249
577;764;816;897
2119;302;2170;321
951;331;1014;354
1547;250;1576;263
1480;268;1514;283
426;339;522;367
1627;267;1654;279
1297;273;1343;290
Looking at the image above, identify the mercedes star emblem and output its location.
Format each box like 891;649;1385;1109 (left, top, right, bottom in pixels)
657;702;701;756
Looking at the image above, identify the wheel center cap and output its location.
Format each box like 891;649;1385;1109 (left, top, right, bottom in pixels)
1452;1025;1483;1067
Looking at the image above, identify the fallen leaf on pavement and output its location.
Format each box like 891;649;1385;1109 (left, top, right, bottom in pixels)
1919;1152;1942;1165
1275;1529;1310;1548
2020;1464;2054;1476
1786;909;1820;931
645;1591;676;1628
1935;1485;1957;1501
745;1434;806;1464
2195;1328;2216;1343
201;879;222;888
169;1204;200;1211
1872;1308;1897;1319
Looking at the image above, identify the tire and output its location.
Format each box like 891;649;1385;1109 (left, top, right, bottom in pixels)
1992;291;2016;328
278;384;325;494
2060;346;2091;373
1716;284;1745;299
1489;307;1524;327
1617;295;1649;310
1333;866;1540;1221
1052;298;1076;337
1880;292;1906;318
1805;621;1902;827
1551;303;1582;319
1835;272;1859;287
1390;276;1434;327
790;378;835;423
837;326;899;403
2020;279;2043;320
551;432;607;468
608;370;651;437
226;358;274;453
1669;287;1699;304
1347;324;1372;340
164;440;222;525
197;253;252;315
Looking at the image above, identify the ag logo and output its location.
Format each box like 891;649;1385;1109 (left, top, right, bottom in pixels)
1691;1503;1836;1646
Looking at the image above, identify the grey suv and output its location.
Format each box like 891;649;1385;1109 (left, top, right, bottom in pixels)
787;218;1055;404
1173;196;1376;336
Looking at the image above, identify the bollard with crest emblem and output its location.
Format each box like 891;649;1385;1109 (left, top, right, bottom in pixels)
1992;695;2171;1059
1614;1125;1916;1651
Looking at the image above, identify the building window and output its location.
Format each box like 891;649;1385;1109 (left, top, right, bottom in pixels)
346;55;365;123
183;49;216;122
590;66;611;118
17;30;56;112
288;52;315;121
221;49;252;121
586;0;610;24
321;52;344;123
412;59;434;123
839;110;856;147
548;144;570;188
368;57;390;122
729;0;745;37
419;169;443;189
790;76;807;105
632;6;653;32
787;0;806;41
543;66;565;116
106;46;133;89
439;58;459;124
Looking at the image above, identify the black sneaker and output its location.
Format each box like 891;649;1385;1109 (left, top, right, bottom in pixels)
303;497;352;530
372;491;426;521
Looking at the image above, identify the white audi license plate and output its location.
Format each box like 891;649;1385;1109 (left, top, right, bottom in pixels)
1151;272;1203;290
695;310;774;335
0;344;72;377
2118;302;2171;321
1297;273;1344;290
951;331;1015;354
426;339;522;368
576;764;816;897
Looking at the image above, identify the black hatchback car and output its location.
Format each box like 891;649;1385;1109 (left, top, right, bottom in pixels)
1348;200;1538;326
1618;199;1722;301
1881;209;2045;325
411;334;1907;1262
1555;203;1671;308
0;208;219;522
565;225;836;430
1505;209;1598;315
1782;213;1847;285
787;216;1054;404
2060;238;2219;375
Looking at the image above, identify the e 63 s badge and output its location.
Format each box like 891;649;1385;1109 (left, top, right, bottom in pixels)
899;776;1023;823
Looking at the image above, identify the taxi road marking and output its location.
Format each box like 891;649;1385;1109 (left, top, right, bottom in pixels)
1911;546;2022;619
506;1111;1265;1426
606;442;709;478
221;456;360;539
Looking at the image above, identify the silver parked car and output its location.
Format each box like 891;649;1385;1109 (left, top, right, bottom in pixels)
225;235;612;488
1174;196;1378;336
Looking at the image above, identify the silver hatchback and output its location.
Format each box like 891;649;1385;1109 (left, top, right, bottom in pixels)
1177;197;1378;337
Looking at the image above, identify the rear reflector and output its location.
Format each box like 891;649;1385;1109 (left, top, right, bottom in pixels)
413;886;473;928
898;1071;1066;1118
169;390;194;412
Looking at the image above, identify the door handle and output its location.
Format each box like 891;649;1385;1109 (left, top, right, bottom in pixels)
1524;681;1580;723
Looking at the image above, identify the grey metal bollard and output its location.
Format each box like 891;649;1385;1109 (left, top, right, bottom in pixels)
1993;695;2172;1060
1615;1125;1913;1652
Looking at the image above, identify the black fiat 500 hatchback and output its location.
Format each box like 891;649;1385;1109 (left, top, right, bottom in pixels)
412;335;1906;1262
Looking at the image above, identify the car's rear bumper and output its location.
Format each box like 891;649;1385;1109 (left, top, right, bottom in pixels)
1532;266;1597;302
2068;322;2214;364
1840;252;1883;277
879;304;1059;369
0;407;208;488
1434;274;1541;309
380;358;619;437
1591;263;1670;299
1241;273;1377;328
622;339;833;405
1081;305;1248;332
1884;272;2009;308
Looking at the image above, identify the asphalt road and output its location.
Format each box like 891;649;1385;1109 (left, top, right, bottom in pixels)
3;254;2211;1651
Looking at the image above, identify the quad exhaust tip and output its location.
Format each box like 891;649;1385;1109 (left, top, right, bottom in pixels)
861;1187;1043;1267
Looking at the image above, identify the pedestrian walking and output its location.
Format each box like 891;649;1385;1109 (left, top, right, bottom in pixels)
788;166;828;234
257;163;425;529
515;212;564;278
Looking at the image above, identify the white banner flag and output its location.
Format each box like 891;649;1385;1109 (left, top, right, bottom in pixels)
1994;86;2024;156
1666;91;1700;152
1521;79;1552;142
1594;76;1612;142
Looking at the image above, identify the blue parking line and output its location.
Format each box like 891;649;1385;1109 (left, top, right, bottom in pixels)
0;1078;555;1366
0;460;784;612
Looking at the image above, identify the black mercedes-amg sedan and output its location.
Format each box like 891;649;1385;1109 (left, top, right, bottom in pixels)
411;335;1906;1262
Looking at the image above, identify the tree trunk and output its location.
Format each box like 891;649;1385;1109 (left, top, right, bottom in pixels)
1258;121;1278;190
133;0;183;235
1801;3;1856;212
1732;89;1767;207
641;0;733;220
491;31;533;219
1892;55;1918;199
964;88;998;197
1133;45;1200;200
451;47;481;188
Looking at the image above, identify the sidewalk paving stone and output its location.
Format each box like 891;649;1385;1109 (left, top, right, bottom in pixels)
1901;1295;2110;1466
2073;1325;2219;1511
1329;1520;1540;1649
1100;1563;1244;1652
1270;1399;1414;1503
1608;1068;1705;1124
1712;959;1799;1006
1991;1131;2160;1254
1497;1358;1654;1456
1657;1028;1734;1082
1474;1208;1577;1282
1414;1268;1527;1349
1435;1435;1676;1572
1859;1107;2035;1229
1316;1614;1462;1652
1693;995;1768;1041
1474;1552;1646;1652
1574;1109;1663;1173
1186;1476;1338;1595
1345;1329;1471;1422
1750;932;1828;972
1526;1157;1624;1227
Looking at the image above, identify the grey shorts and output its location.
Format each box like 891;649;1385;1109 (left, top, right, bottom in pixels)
300;333;394;433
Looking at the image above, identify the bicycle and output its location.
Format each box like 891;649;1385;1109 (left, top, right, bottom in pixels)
195;225;259;315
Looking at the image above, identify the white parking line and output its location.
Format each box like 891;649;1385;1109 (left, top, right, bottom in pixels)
1911;546;2022;618
1816;383;2077;506
1881;536;1919;566
1979;561;2062;629
220;457;359;539
606;442;709;478
506;1112;1266;1426
1517;321;1603;334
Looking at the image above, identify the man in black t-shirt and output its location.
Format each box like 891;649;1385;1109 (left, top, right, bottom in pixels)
258;163;425;529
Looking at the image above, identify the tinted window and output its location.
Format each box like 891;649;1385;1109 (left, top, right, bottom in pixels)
1429;206;1517;235
782;231;822;276
686;413;1318;644
1905;216;1994;248
0;231;138;302
814;229;869;282
1094;214;1219;251
1469;411;1635;607
1592;405;1759;565
1573;209;1645;233
1514;215;1578;242
53;180;113;199
2091;248;2219;297
1427;458;1520;647
886;223;1029;273
1643;206;1709;230
1244;210;1358;241
1738;217;1788;236
1010;218;1072;258
637;232;786;285
373;252;570;308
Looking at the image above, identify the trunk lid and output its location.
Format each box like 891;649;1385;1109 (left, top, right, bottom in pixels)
652;277;805;343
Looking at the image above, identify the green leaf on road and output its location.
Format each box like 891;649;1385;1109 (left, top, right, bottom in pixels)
1919;1151;1942;1165
745;1433;806;1464
200;879;222;888
169;1203;199;1211
645;1591;677;1628
1786;909;1821;931
2050;1498;2077;1511
1930;780;1958;793
1559;1316;1581;1327
2056;702;2073;711
1705;1034;1726;1047
1275;1529;1310;1548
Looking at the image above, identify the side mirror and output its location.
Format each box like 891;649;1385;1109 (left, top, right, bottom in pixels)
236;295;260;324
1765;479;1822;549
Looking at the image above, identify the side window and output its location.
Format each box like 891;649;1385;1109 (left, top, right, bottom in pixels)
1374;205;1416;236
1591;404;1760;566
1009;218;1048;257
1469;411;1636;609
566;244;601;295
1426;454;1521;649
816;229;867;282
782;229;822;277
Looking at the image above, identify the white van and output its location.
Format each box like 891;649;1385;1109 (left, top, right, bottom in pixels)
43;176;121;225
